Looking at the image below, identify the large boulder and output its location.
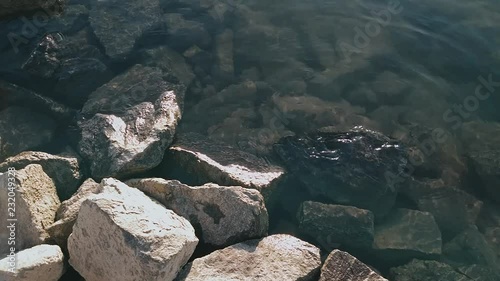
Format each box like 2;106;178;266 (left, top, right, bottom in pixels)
319;250;387;281
176;234;321;281
68;178;198;281
0;244;65;281
274;126;407;217
162;132;285;200
163;13;211;51
0;148;84;200
78;64;184;179
126;178;268;246
141;46;195;87
390;259;478;281
0;0;62;18
0;107;56;162
0;165;60;256
297;201;374;251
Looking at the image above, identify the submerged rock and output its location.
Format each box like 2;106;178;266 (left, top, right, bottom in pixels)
274;126;407;216
319;250;387;281
78;64;184;179
0;0;63;18
390;259;476;281
297;201;374;251
126;178;269;246
176;234;321;281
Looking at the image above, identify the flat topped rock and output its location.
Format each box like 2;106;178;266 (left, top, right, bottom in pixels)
320;250;387;281
274;126;407;217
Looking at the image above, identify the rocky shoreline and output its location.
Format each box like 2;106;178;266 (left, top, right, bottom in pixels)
1;0;500;280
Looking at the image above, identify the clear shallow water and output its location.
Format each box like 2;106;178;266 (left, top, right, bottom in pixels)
1;0;500;279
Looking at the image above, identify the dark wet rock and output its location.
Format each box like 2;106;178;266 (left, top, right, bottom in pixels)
141;46;195;87
390;259;477;281
0;0;63;18
0;148;84;200
182;45;213;73
126;178;268;246
273;126;407;217
45;4;89;34
484;227;500;258
443;226;500;273
89;0;162;59
176;234;321;281
319;250;387;281
403;178;483;237
372;208;442;263
162;132;285;200
297;201;374;251
212;29;234;84
78;64;184;179
163;13;211;51
0;107;56;162
22;29;112;107
456;264;500;281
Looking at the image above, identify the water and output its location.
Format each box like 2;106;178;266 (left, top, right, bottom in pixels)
1;0;500;279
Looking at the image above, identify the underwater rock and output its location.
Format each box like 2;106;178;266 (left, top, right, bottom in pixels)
141;46;195;87
163;13;212;51
297;201;374;251
274;126;407;217
390;259;477;281
0;0;63;18
78;64;184;179
176;234;321;281
126;178;268;246
212;29;234;85
319;250;387;281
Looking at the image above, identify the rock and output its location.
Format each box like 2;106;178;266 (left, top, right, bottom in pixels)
297;201;374;251
46;179;100;252
68;178;198;281
372;209;442;263
45;4;89;34
0;0;63;18
78;64;184;179
319;250;387;281
0;244;65;281
163;13;211;51
212;29;234;84
456;264;500;281
176;234;321;281
484;227;500;258
126;178;268;246
0;148;84;200
0;165;60;256
89;0;162;59
274;126;407;217
162;132;285;200
390;259;476;281
403;178;483;237
22;29;112;108
142;46;195;86
0;107;56;162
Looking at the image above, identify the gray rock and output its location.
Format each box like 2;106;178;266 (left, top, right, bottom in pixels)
176;234;321;281
163;132;285;200
142;46;195;86
390;259;476;281
0;0;63;18
0;244;65;281
456;264;500;281
212;29;234;84
78;64;184;179
126;178;268;246
0;107;56;162
372;209;442;263
0;148;84;200
319;250;387;281
297;201;374;251
163;13;211;51
0;165;60;256
484;227;500;258
68;178;198;281
89;0;162;59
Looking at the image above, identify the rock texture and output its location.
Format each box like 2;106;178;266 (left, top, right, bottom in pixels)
0;149;84;200
372;209;442;262
274;126;407;217
68;178;198;281
390;259;482;281
176;234;321;281
126;178;268;246
0;107;56;162
0;165;60;256
297;201;374;251
0;0;62;18
0;244;65;281
319;250;387;281
164;132;285;199
78;64;184;179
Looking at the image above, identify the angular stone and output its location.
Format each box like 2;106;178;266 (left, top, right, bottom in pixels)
89;0;163;59
319;250;387;281
126;178;268;246
142;46;195;86
373;209;442;262
0;148;84;200
164;132;285;199
0;165;60;256
212;29;234;84
0;107;56;162
78;64;184;179
68;179;198;281
163;13;211;51
0;244;65;281
274;126;407;217
457;264;500;281
176;234;321;281
390;259;476;281
297;201;374;251
0;0;62;18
